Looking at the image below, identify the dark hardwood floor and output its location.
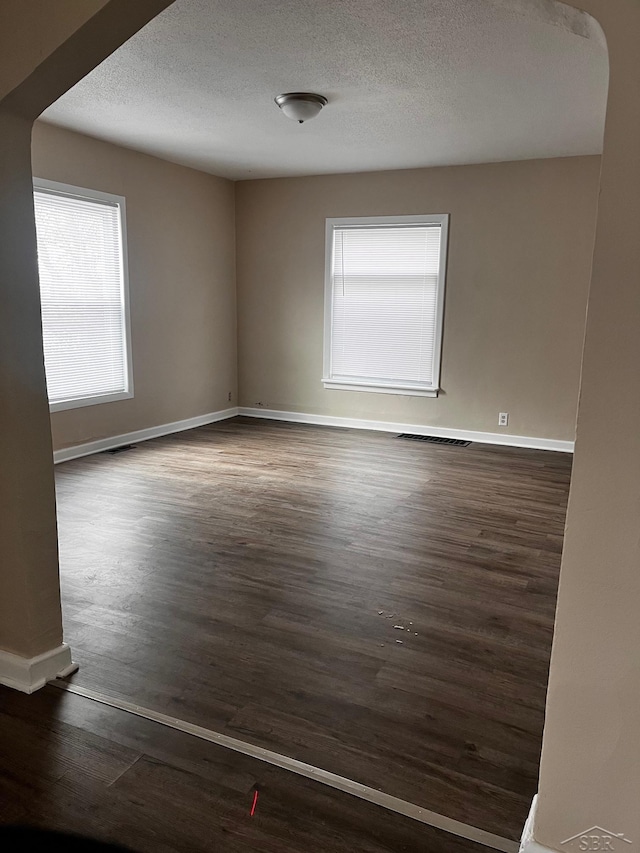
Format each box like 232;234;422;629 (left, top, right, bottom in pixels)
52;417;572;842
0;685;496;852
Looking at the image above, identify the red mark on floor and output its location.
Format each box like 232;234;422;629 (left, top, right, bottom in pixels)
250;789;259;817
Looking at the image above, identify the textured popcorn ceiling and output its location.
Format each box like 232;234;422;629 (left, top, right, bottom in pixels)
42;0;608;180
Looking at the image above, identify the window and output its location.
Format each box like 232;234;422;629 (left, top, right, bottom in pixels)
33;179;133;412
323;214;449;397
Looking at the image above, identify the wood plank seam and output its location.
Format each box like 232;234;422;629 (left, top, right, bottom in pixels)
51;679;519;853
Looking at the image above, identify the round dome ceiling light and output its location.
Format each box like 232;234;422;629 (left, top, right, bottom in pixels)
274;92;328;124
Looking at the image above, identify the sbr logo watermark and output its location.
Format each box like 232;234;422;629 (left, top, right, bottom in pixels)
561;827;632;851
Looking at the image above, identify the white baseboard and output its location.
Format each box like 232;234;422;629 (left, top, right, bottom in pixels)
520;797;556;853
237;408;574;453
0;643;77;693
54;407;239;464
53;405;573;463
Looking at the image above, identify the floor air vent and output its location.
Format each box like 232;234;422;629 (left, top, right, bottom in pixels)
397;434;471;447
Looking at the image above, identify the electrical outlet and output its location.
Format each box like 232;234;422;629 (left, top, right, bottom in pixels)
498;412;509;427
228;391;232;402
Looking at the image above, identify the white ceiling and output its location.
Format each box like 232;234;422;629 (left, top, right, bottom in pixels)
42;0;609;180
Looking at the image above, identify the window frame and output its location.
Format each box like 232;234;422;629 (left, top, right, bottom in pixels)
33;177;134;413
323;213;449;398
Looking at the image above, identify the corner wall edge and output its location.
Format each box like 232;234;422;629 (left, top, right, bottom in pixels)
0;643;76;693
520;796;558;853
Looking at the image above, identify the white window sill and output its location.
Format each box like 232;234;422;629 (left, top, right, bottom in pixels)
49;390;134;413
323;380;439;398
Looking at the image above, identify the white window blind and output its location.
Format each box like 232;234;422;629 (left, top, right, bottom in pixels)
324;215;448;396
33;181;132;412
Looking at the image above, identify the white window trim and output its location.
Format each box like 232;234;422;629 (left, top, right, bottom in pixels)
323;213;449;397
33;177;134;413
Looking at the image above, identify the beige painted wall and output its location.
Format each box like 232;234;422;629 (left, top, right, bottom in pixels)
6;3;640;850
236;156;600;441
0;0;110;102
0;0;174;660
32;122;237;451
534;2;640;851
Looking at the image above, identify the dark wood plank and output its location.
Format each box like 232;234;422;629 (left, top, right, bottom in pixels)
53;417;571;840
0;686;496;853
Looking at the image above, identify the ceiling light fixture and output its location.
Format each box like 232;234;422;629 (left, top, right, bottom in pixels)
274;92;328;124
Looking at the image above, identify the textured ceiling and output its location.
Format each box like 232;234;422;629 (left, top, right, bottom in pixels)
42;0;609;180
